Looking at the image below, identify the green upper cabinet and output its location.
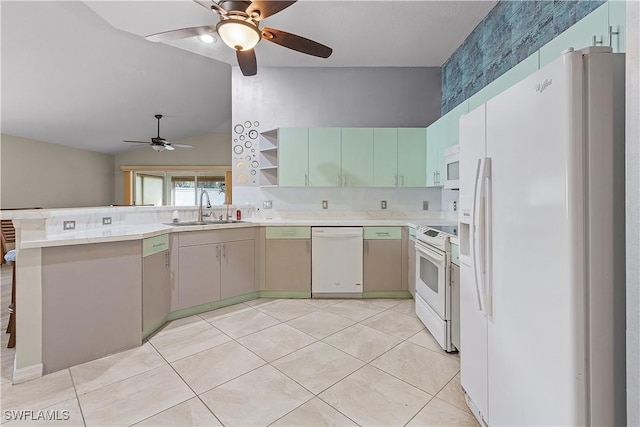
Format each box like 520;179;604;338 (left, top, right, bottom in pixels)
539;2;608;67
373;128;398;187
278;128;309;187
308;127;341;187
426;101;468;186
397;128;427;187
609;0;626;53
341;128;374;187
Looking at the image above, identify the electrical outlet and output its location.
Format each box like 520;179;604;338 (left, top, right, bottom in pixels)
63;220;76;230
381;200;387;210
322;200;328;209
263;200;272;209
102;217;112;225
422;201;429;210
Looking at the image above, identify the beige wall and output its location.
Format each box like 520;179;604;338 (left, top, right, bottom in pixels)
0;134;115;208
114;132;232;204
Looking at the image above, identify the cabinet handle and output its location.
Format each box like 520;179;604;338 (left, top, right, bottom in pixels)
436;171;440;185
609;25;620;49
592;34;603;46
395;174;398;187
216;244;220;260
343;174;347;187
222;243;226;258
337;174;340;186
305;173;308;187
165;251;170;267
401;175;405;186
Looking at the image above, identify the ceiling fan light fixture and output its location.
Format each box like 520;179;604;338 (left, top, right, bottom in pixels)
152;145;165;152
216;19;261;51
198;34;216;44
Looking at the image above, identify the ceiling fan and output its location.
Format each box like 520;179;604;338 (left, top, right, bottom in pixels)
145;0;333;76
122;115;193;152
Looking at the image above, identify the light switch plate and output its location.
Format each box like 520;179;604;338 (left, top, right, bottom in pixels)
102;217;112;225
63;220;76;230
423;201;429;210
263;200;272;209
322;200;328;209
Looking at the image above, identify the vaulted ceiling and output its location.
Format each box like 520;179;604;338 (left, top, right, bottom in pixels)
1;1;496;155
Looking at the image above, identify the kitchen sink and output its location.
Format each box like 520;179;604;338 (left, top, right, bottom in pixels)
165;220;247;226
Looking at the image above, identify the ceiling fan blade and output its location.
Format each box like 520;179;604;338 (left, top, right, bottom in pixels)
246;1;297;20
261;27;332;58
163;144;176;151
123;140;151;144
170;143;194;148
146;25;217;43
237;49;257;76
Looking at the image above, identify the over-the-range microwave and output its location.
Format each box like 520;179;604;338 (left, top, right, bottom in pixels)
443;144;460;189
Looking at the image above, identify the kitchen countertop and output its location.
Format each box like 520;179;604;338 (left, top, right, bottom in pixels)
16;218;458;249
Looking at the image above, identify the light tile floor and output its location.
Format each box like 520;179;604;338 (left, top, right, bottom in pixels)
0;266;478;426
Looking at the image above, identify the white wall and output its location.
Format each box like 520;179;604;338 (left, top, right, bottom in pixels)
626;1;639;424
231;66;444;211
0;134;115;208
113;132;232;204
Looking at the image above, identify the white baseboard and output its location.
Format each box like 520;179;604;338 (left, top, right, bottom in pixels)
13;361;43;384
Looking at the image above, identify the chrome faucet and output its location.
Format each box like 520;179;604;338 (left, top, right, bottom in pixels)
198;191;212;223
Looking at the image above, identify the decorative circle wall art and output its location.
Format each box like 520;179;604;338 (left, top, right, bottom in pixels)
232;120;261;185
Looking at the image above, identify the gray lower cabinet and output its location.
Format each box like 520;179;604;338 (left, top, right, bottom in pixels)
142;236;171;333
41;241;142;373
264;227;311;292
177;229;255;309
363;227;403;292
178;243;222;309
265;239;311;291
221;239;255;299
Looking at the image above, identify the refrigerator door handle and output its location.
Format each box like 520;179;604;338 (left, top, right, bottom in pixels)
470;158;486;314
481;158;492;317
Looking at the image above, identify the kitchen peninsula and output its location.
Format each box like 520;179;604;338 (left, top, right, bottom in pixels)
2;206;455;384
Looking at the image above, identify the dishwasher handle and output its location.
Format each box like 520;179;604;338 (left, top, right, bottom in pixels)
312;228;363;238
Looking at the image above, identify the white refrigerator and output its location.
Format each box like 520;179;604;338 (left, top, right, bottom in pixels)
458;47;626;426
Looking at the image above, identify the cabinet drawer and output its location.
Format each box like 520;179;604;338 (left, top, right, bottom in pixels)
143;234;169;257
364;227;401;240
266;226;311;239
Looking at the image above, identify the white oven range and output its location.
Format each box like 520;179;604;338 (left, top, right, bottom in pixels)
414;225;458;352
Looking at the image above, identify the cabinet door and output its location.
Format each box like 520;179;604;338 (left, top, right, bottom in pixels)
142;250;171;332
278;128;309;187
178;244;221;309
373;128;398;187
308;127;341;187
265;239;311;291
221;239;256;299
426;120;444;186
539;3;609;67
609;0;626;53
363;240;403;291
341;128;374;187
397;128;427;187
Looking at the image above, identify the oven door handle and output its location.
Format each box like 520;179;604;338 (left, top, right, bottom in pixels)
415;242;446;264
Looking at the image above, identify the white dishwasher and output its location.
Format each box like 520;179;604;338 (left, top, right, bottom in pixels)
311;227;363;296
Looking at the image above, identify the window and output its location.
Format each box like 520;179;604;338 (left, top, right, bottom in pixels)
171;176;226;206
122;166;231;206
135;173;164;206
